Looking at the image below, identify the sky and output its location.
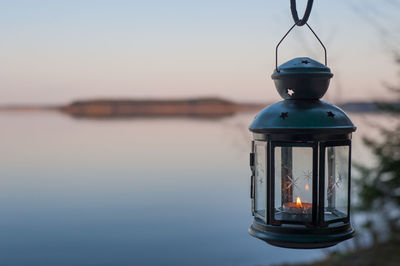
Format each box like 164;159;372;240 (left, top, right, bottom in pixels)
0;0;399;105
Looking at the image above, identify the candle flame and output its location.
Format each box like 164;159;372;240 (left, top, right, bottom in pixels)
305;184;310;191
296;197;303;208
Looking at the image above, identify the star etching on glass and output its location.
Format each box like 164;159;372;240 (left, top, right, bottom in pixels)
327;179;335;197
255;158;264;177
256;166;264;178
336;172;344;185
303;170;313;182
286;175;299;190
327;171;345;197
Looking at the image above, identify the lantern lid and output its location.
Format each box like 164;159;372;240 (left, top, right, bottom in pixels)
272;57;333;100
272;57;332;77
249;100;356;134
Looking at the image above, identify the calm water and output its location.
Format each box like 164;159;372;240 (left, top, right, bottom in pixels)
0;111;378;266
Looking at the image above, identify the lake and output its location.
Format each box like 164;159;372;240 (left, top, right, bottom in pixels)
0;111;379;266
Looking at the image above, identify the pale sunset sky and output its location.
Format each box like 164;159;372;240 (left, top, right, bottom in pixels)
0;0;399;105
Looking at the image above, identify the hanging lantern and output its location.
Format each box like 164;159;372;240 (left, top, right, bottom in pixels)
248;0;356;249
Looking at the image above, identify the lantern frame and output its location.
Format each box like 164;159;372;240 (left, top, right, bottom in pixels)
249;133;355;249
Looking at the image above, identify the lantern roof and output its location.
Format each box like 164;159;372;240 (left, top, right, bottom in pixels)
249;100;356;134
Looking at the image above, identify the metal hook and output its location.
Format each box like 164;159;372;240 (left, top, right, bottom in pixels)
275;22;327;72
290;0;314;26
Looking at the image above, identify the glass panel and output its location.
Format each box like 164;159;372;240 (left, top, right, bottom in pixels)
274;146;313;223
324;146;349;221
254;142;267;219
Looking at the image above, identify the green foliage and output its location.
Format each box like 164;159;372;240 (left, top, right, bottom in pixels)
355;59;400;239
302;239;400;266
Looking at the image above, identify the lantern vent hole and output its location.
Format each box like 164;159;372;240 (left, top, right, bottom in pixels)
327;111;335;118
287;89;295;96
301;60;310;64
280;112;289;119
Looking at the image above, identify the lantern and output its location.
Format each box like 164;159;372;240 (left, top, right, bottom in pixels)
248;56;356;248
248;3;356;248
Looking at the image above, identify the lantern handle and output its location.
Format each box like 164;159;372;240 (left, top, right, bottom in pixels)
275;22;327;72
290;0;314;26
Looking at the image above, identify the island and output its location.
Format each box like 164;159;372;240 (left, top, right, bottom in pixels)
60;98;263;118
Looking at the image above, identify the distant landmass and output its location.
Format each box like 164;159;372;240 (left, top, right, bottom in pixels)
0;98;397;118
61;98;262;118
339;102;400;113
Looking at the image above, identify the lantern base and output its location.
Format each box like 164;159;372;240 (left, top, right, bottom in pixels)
249;219;355;249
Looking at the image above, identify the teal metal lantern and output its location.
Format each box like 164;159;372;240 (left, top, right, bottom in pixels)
248;4;356;248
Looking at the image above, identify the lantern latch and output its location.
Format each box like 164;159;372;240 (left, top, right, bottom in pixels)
250;152;255;200
250;143;255;214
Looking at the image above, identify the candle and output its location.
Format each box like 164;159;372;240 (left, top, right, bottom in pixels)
283;197;312;215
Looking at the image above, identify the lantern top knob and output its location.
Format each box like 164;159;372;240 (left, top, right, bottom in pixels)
272;57;333;100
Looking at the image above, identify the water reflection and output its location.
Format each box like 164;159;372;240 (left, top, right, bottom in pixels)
0;112;378;266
